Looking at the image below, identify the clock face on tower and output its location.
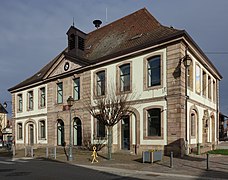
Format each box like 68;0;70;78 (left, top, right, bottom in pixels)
64;62;70;71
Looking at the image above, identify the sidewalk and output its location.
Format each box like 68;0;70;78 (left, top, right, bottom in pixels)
5;147;228;179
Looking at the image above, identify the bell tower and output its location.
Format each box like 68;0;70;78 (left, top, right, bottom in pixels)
66;25;86;57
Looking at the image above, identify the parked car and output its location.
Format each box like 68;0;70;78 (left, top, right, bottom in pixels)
0;140;3;148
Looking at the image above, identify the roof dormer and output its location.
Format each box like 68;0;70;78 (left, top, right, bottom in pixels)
66;26;86;57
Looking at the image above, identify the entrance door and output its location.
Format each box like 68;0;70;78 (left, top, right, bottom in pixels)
29;124;34;145
121;116;130;150
73;118;82;146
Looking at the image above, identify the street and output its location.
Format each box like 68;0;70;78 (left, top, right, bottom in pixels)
0;157;142;180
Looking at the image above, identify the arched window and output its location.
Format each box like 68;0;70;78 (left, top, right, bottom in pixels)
57;120;64;146
190;110;197;137
73;118;82;146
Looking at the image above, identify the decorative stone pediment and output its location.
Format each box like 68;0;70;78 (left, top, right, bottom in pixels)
47;58;82;78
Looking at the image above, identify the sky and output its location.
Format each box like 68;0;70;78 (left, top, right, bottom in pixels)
0;0;228;114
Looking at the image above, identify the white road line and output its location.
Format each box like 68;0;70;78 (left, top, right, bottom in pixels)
0;161;14;165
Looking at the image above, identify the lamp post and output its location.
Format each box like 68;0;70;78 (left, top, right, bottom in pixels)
67;96;74;161
183;50;192;155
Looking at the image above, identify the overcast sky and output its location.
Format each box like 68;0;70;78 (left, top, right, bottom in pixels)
0;0;228;114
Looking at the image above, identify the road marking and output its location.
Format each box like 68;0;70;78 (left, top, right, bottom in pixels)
0;161;14;165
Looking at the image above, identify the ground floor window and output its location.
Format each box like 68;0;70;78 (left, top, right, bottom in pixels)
17;123;23;140
147;108;161;137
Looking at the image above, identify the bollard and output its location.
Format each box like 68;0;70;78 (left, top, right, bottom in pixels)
12;145;16;156
46;147;49;158
31;147;33;157
206;153;209;170
54;147;56;159
25;146;27;157
170;151;173;168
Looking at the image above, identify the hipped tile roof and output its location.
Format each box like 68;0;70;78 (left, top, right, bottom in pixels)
9;8;221;92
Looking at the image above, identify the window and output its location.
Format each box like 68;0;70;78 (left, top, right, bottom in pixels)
147;108;161;136
208;76;211;99
187;62;193;89
73;78;80;100
97;119;106;138
28;91;33;110
213;80;216;102
57;82;63;104
40;87;46;108
17;123;23;140
18;94;23;112
202;71;207;97
147;56;161;87
195;65;201;94
120;64;130;92
191;113;196;137
96;71;105;96
39;120;46;139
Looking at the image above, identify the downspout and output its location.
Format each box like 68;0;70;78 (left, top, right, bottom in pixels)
216;79;219;146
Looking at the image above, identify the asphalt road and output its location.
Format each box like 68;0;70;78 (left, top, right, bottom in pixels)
0;157;141;180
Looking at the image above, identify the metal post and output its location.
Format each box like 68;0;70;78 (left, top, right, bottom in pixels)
31;147;33;157
206;153;209;170
25;146;27;157
68;108;73;161
54;147;56;159
170;152;173;168
46;147;49;158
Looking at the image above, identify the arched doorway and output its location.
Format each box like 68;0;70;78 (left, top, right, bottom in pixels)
73;118;82;146
28;124;34;145
57;120;64;146
121;116;130;150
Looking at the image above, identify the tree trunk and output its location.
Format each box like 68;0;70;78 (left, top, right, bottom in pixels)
107;126;112;160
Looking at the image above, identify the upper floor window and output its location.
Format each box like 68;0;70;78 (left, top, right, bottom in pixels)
73;78;80;100
187;62;193;89
213;80;216;102
147;108;161;137
17;123;23;140
96;71;105;96
57;82;63;104
147;56;161;87
28;91;33;110
208;76;211;100
120;64;130;92
202;71;207;97
195;65;201;94
17;94;23;112
40;87;46;108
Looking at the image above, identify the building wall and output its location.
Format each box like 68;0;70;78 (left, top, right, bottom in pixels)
13;84;47;149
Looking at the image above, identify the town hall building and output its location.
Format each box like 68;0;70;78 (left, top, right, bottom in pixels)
9;8;222;156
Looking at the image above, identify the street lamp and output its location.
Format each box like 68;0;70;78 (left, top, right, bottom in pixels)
181;50;192;156
67;96;74;161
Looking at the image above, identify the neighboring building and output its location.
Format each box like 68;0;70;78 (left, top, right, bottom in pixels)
219;113;228;140
0;103;12;146
9;8;222;156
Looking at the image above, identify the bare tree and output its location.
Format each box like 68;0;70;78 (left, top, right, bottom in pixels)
85;91;133;160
